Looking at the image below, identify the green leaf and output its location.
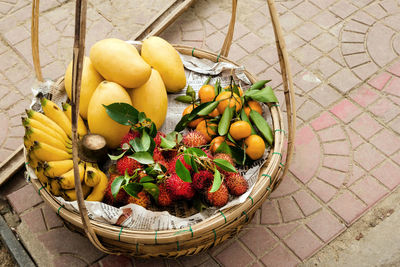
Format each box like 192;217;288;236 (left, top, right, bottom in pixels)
123;183;143;198
218;106;234;136
149;122;157;137
160;136;176;149
174;113;191;132
240;109;256;134
185;147;207;157
250;110;274;145
111;176;125;198
175;95;193;103
203;76;211;85
139;176;155;183
142;182;159;200
209;168;222;193
186;85;196;100
103;103;139;126
130;152;154;164
184;154;192;166
140;131;151;152
230;145;245;166
249;80;270;91
175;159;192;182
138;112;147;123
232;83;241;97
166;131;183;143
215;141;232;155
213;158;237;173
108;150;126;161
214;79;221;96
245;86;278;103
191;156;199;173
197;101;219;116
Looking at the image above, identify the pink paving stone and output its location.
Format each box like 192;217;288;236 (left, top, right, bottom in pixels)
205;31;226;52
371;161;400;190
350;113;383;139
261;244;300;267
345;127;364;149
52;255;87;267
330;99;362;123
284;226;323;260
354;143;386;171
239;226;277;257
270;174;300;198
228;43;248;62
369;98;400;122
350;86;379;107
241;55;268;75
278;197;304;222
268;222;299;240
6;184;43;214
308;179;337;203
311;112;337;131
41;205;63;229
368;72;392;90
371;129;400;156
323;155;349;173
387;61;400;76
350;176;388;206
329;191;367;224
215;241;253;267
306;209;345;242
293;190;321;216
318;167;346;188
0;112;8;145
346;164;365;187
297;100;323;121
237;32;265;53
289;126;320;184
258;45;279;65
99;255;133;267
329;68;362;93
323;141;350;155
390;116;400;135
261;200;281;224
20;207;46;233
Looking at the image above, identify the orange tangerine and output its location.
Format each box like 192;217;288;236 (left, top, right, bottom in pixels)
210;136;234;153
229;121;252;140
198;84;216;103
244;100;263;117
209;108;220;117
224;85;243;96
182;104;204;128
244;135;265;160
195;120;217;142
215;91;242;114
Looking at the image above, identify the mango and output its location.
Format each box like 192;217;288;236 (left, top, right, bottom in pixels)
130;69;168;129
89;38;151;88
141;36;186;93
64;56;103;119
87;81;132;148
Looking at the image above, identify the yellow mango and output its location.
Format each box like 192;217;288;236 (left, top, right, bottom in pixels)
130;69;168;129
64;56;103;119
89;38;151;88
141;36;186;93
88;81;132;148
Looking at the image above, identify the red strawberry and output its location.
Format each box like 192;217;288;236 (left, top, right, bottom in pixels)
192;170;213;191
127;191;151;208
182;131;208;147
154;131;166;147
225;173;248;196
157;183;173;207
165;173;195;200
206;183;229;207
116;156;142;176
104;173;129;206
120;131;140;149
168;154;192;173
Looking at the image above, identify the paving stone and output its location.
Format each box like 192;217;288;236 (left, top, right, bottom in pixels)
311;112;337;131
258;45;279;65
354;143;386;171
367;23;397;68
293;190;321;216
204;31;226;53
228;43;248;62
41;204;63;229
98;255;133;267
329;68;361;93
3;25;30;45
368;72;392;90
349;86;379;107
198;258;219;267
308;179;337;203
284;226;323;260
292;1;320;20
311;33;338;54
279;12;303;32
284;33;306;52
389;116;400;135
241;55;268;75
207;10;231;30
297;100;323;121
310;85;341;108
215;241;253;267
294;70;321;92
293;44;322;66
261;200;281;224
329;191;367;224
365;2;387;19
350;176;388;206
278;197;304;222
6;184;43;214
344;19;370;33
20;207;46;233
261;244;300;267
318;125;347;142
329;47;346;67
239;226;277;257
384;76;400;97
233;22;251;41
0;112;9;145
323;140;350;156
294;22;322;42
134;257;165;267
346;164;366;187
329;0;358;19
318;167;346;188
323;155;349;173
350;113;383;139
258;67;283;89
371;161;400;190
270;175;300;198
387;61;400;76
344;53;370;69
268;222;299;239
182;30;204;42
341;31;365;43
341;43;365;55
179;252;210;266
330;99;361;123
237;32;265;53
369;98;399;122
306;210;345;242
52;254;87;267
312;10;341;30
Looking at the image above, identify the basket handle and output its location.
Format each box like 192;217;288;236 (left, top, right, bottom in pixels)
220;0;237;57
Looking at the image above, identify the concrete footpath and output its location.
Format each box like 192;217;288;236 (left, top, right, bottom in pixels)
1;0;400;266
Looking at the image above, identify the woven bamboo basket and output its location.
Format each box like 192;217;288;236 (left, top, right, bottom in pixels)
28;0;296;257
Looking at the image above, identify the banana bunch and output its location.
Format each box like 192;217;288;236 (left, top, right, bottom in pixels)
23;97;108;202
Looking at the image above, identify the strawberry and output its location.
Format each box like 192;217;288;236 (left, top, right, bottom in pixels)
157;183;173;207
206;183;229;207
225;173;248;196
127;191;151;208
104;173;129;206
116;156;142;176
120;131;140;149
192;170;213;191
165;173;195;200
154;131;166;147
168;154;192;174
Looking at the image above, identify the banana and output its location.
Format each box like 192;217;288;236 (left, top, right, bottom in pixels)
61;183;92;201
84;163;101;187
35;165;49;186
42;160;74;178
26;110;71;143
26;149;39;169
49;179;62;196
32;141;72;162
40;98;72;138
23;136;33;149
57;162;85;189
25;126;72;153
86;169;108;202
62;102;88;137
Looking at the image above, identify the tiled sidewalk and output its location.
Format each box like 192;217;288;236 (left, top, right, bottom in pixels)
2;0;400;266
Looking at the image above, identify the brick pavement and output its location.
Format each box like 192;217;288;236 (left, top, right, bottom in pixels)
2;0;400;266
